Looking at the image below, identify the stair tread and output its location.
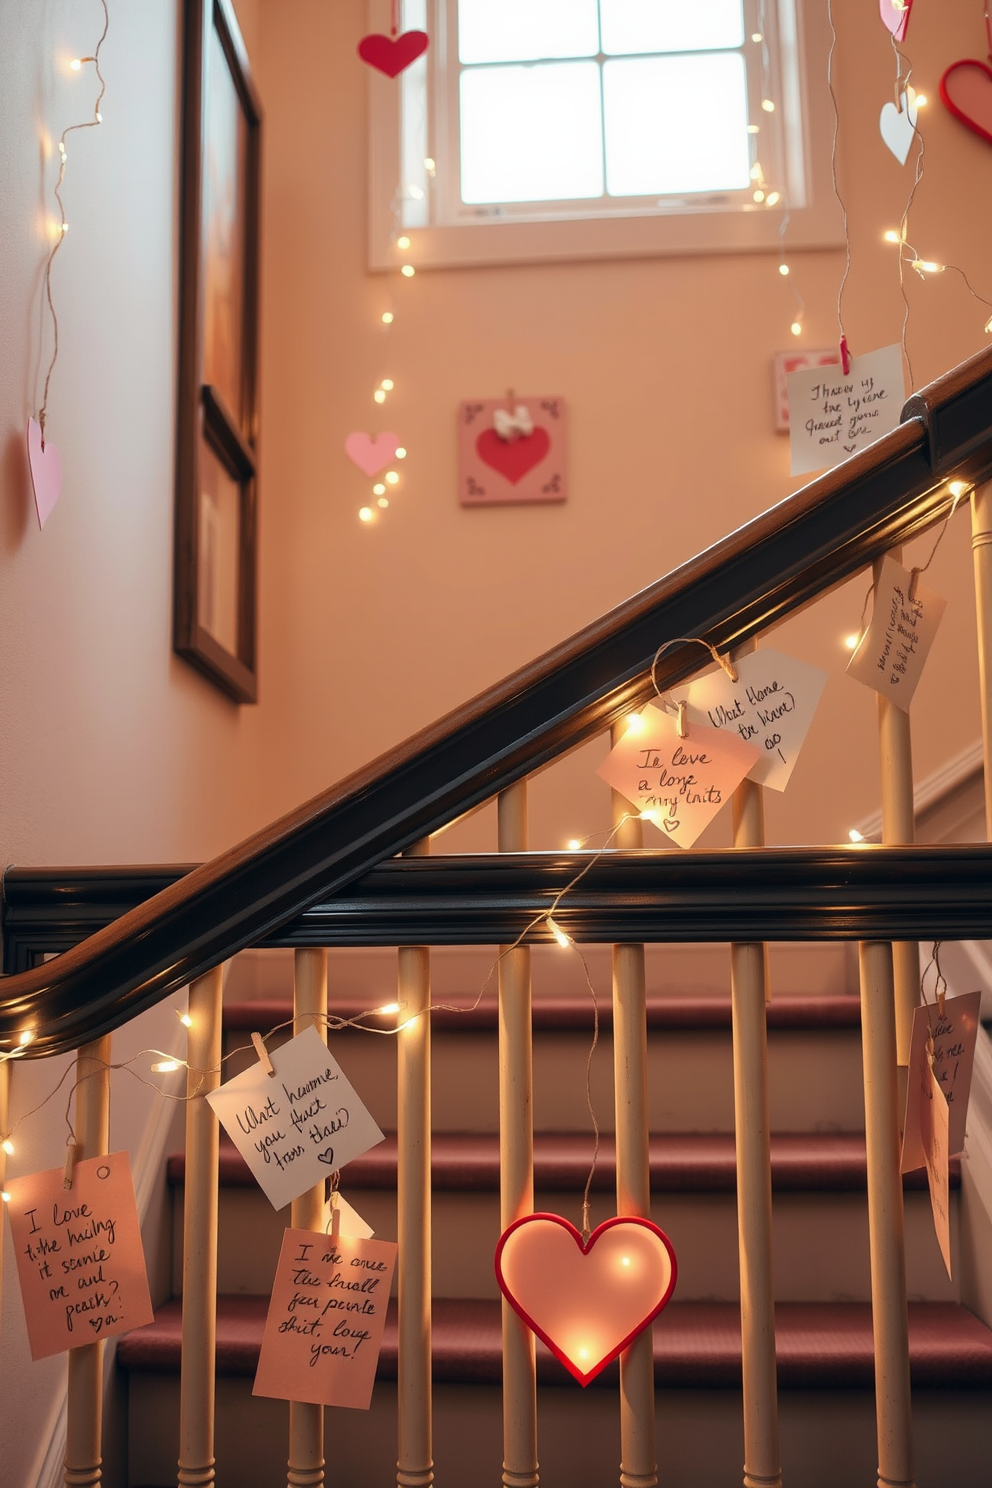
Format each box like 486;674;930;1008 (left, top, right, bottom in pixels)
222;994;862;1035
167;1131;955;1193
118;1296;992;1389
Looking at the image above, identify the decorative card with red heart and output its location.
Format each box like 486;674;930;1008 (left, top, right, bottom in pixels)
458;396;567;507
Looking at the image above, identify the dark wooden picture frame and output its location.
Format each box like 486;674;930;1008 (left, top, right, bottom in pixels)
175;0;261;703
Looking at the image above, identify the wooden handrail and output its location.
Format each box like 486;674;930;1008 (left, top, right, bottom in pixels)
3;347;992;1057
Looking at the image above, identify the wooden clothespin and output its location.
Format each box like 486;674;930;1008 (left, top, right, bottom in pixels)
908;567;922;602
676;700;688;738
63;1138;78;1190
251;1032;276;1077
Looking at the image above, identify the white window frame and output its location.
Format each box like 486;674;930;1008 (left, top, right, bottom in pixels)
368;0;843;271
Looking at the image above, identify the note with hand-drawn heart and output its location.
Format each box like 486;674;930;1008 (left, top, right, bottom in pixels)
846;554;945;710
675;648;827;793
345;431;400;477
880;87;918;165
27;417;61;528
206;1026;383;1211
940;60;992;148
597;703;760;848
496;1214;677;1386
5;1151;153;1360
787;344;904;475
358;30;429;78
879;0;912;42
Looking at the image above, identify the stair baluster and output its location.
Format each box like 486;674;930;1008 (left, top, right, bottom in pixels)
972;480;992;839
288;948;329;1488
178;967;224;1488
0;1057;8;1346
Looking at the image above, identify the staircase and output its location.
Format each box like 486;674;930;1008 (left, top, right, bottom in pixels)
114;947;992;1488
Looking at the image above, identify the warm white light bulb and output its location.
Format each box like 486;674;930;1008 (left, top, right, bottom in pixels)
547;917;570;949
408;185;424;200
625;713;645;735
848;829;865;843
948;480;968;498
1;1191;10;1203
373;482;386;496
567;838;582;851
790;321;802;336
381;311;394;324
395;447;407;459
377;1002;401;1016
762;98;775;113
397;235;411;250
377;497;389;509
381;378;394;391
70;58;82;71
778;263;790;276
385;470;399;485
374;389;387;404
753;189;765;203
913;259;943;274
401;264;416;278
423;156;436;172
18;1031;33;1047
765;191;781;206
747;124;760;134
883;229;901;244
844;633;860;651
620;1255;631;1266
751;32;763;42
151;1059;181;1074
359;506;374;522
915;93;928;107
2;1139;14;1156
178;1011;193;1028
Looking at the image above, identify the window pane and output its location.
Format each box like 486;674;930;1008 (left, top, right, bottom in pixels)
460;63;604;203
603;52;750;196
600;0;744;56
458;0;599;64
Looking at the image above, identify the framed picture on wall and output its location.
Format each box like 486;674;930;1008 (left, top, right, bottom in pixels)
175;0;261;703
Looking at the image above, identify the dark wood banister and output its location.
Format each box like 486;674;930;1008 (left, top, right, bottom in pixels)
3;347;992;1057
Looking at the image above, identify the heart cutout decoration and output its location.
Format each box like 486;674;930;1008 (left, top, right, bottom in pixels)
879;88;918;165
358;30;429;78
345;430;400;476
26;417;61;529
495;1213;677;1386
940;60;992;147
879;0;912;43
476;426;550;485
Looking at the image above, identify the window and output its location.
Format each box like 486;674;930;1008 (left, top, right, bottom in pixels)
367;0;842;269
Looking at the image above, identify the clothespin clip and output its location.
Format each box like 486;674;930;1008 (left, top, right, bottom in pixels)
716;653;739;683
63;1138;78;1190
839;335;851;376
251;1032;276;1077
676;700;688;738
908;567;922;602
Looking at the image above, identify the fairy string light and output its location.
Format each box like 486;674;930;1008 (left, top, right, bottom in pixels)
825;0;853;370
37;1;110;448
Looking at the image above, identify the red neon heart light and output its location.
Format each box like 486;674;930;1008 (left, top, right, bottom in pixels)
475;426;551;485
495;1213;677;1386
940;59;992;147
358;31;429;79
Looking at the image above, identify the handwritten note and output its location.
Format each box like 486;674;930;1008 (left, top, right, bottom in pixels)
597;704;760;848
207;1026;384;1211
920;1060;952;1277
5;1151;153;1361
902;991;981;1173
847;555;946;710
675;648;827;792
787;343;905;475
253;1227;397;1409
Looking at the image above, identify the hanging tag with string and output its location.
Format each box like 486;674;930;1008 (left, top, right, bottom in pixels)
902;945;981;1174
846;551;947;709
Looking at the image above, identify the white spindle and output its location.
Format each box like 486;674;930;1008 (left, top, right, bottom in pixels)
178;968;224;1488
397;839;433;1488
498;780;538;1488
64;1035;111;1488
289;948;329;1488
972;480;992;838
0;1056;8;1338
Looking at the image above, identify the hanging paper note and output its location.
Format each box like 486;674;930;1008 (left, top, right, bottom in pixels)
880;88;919;165
919;1058;952;1276
597;703;760;848
206;1026;384;1211
787;344;905;475
846;555;946;710
253;1227;397;1409
5;1151;154;1361
675;648;827;792
902;991;981;1172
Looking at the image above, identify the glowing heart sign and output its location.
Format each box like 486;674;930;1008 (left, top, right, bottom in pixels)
940;60;992;148
358;31;429;78
495;1214;677;1386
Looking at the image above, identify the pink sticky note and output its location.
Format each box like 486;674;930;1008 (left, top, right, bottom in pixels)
26;417;61;528
597;703;760;849
253;1227;397;1409
344;431;400;477
5;1151;154;1360
459;397;566;506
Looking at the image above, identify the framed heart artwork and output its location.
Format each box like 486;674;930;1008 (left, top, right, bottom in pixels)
458;397;567;507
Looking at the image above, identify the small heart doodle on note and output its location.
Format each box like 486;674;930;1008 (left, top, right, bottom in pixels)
662;817;680;833
317;1149;337;1166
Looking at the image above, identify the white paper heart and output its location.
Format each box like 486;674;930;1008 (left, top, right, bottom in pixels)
26;417;61;529
880;88;918;165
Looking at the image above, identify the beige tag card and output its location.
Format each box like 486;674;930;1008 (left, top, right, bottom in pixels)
253;1227;397;1410
206;1025;384;1211
5;1151;154;1361
787;343;904;475
675;648;827;792
597;703;760;848
920;1063;952;1277
901;992;981;1172
325;1194;375;1240
846;555;946;710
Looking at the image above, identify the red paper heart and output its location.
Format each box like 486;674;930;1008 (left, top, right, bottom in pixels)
495;1213;677;1386
475;427;551;485
940;59;992;147
879;0;912;43
358;31;429;78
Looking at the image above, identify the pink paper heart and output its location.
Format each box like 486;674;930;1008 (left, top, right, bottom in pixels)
357;30;429;79
345;430;400;477
26;418;61;529
879;0;912;43
940;60;992;148
475;426;550;485
495;1213;677;1386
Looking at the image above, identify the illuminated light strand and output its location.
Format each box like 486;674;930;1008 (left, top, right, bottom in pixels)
883;231;992;335
37;0;110;448
825;0;852;366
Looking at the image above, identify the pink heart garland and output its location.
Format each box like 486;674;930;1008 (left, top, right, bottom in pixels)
357;31;429;79
879;0;912;43
344;430;400;477
495;1213;677;1386
475;426;551;486
26;417;61;529
940;59;992;147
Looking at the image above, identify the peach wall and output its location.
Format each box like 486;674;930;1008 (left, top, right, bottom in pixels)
251;0;990;854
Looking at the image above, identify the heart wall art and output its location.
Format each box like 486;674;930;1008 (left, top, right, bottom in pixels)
458;397;567;507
